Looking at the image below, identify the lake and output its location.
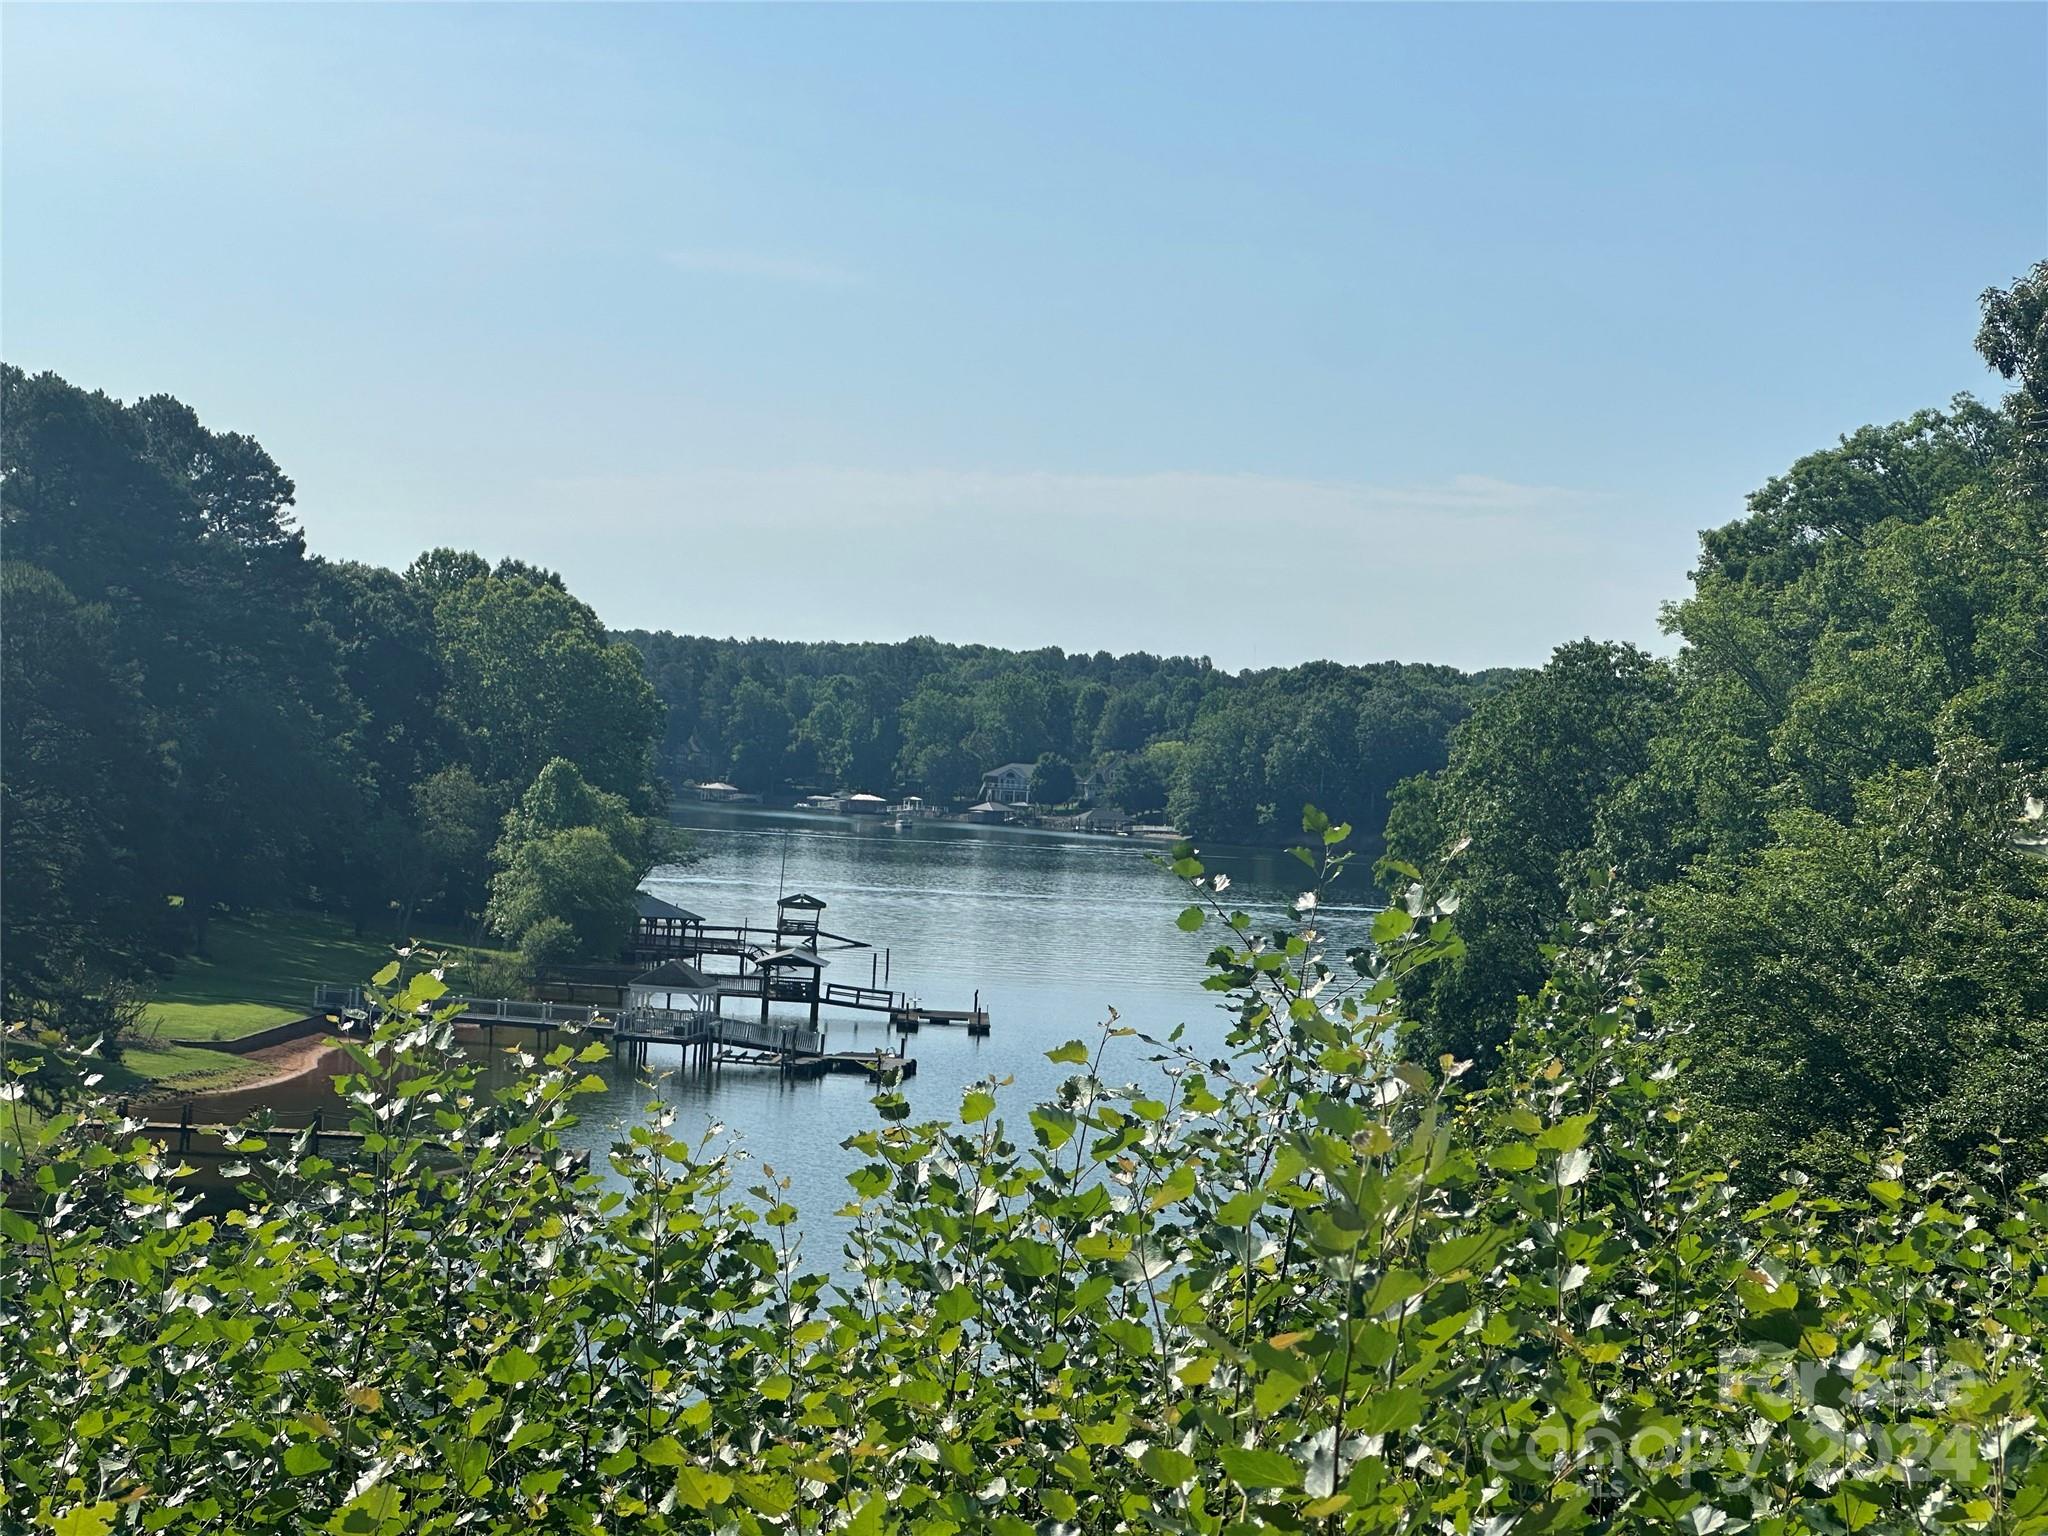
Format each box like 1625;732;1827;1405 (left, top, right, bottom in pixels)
518;805;1383;1262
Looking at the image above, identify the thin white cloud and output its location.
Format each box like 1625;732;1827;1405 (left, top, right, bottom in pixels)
533;466;1597;535
319;461;1667;668
496;465;1653;668
662;249;861;287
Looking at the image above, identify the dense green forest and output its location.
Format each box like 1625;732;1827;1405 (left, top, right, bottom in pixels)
0;366;672;1067
1385;263;2048;1189
622;632;1509;839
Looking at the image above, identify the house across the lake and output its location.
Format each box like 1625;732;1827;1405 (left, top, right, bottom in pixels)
980;762;1034;805
687;780;760;804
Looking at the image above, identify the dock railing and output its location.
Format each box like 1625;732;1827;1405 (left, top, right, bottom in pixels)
702;1016;825;1057
621;1006;824;1057
443;996;610;1028
823;981;898;1010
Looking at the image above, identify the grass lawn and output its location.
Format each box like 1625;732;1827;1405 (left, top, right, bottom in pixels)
141;910;504;1043
113;1042;270;1094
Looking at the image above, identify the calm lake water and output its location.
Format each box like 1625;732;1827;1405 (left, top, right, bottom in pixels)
517;806;1382;1261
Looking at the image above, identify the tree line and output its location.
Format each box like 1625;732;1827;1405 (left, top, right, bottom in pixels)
0;367;671;1053
1383;262;2048;1189
621;631;1510;840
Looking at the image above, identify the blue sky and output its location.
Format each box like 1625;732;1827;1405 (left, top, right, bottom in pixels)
4;4;2042;671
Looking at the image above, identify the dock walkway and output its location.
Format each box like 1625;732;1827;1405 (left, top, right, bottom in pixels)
419;996;916;1078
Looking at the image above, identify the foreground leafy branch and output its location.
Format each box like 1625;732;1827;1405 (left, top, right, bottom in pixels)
3;814;2044;1534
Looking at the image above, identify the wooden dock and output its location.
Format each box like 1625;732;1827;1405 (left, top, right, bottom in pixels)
433;997;916;1079
889;1002;991;1035
313;887;988;1079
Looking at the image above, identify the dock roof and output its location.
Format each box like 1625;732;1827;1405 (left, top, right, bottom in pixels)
635;890;703;922
777;892;827;910
633;959;718;990
754;947;828;969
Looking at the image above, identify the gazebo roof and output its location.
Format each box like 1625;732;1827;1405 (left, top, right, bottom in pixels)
777;892;827;910
635;890;703;922
632;958;716;989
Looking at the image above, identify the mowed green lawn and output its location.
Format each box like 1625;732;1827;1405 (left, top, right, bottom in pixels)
113;1042;270;1094
141;911;420;1042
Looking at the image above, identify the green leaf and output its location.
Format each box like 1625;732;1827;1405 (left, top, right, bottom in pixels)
48;1505;117;1536
1030;1106;1077;1149
1146;1162;1197;1212
371;961;401;987
1219;1444;1302;1490
674;1465;734;1510
488;1346;540;1385
1046;1039;1090;1065
1176;905;1206;932
260;1343;312;1374
1141;1446;1197;1487
1370;907;1413;943
640;1435;686;1466
960;1089;996;1125
1214;1189;1265;1227
283;1441;333;1476
1428;1226;1509;1279
846;1494;887;1536
1485;1143;1538;1173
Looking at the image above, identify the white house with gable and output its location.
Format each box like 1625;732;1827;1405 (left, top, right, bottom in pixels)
980;762;1035;805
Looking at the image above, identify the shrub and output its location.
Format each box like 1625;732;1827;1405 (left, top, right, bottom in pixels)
517;915;579;970
454;946;531;1000
3;810;2043;1534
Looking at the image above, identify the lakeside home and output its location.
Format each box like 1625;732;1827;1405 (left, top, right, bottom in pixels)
979;762;1034;805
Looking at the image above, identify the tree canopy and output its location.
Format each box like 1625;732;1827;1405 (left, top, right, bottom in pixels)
1383;261;2048;1186
0;366;673;1053
624;630;1504;842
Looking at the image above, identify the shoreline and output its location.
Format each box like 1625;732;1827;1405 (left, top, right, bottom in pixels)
135;1036;349;1118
